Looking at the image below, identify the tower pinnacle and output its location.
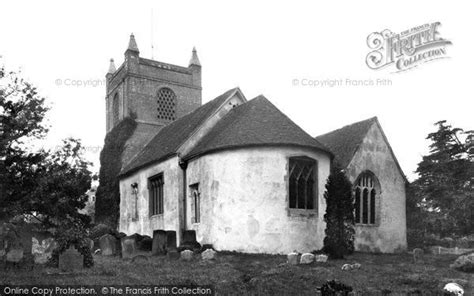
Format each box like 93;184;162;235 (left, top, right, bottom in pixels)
107;58;116;74
189;47;201;67
126;33;139;54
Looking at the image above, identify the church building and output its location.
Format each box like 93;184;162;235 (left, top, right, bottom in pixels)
105;34;407;254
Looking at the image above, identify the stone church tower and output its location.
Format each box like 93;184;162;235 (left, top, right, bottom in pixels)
105;34;202;166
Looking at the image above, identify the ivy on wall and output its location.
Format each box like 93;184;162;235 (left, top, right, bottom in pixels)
95;117;137;229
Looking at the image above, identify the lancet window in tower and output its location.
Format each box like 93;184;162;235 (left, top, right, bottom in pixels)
112;93;119;125
157;88;177;121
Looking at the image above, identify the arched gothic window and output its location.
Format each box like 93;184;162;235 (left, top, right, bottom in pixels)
289;156;317;210
354;171;379;225
157;88;177;121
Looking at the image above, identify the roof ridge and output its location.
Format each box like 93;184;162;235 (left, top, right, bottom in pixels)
316;116;377;139
119;87;242;176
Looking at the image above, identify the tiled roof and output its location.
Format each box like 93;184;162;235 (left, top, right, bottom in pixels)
315;117;377;168
185;95;331;159
120;88;239;176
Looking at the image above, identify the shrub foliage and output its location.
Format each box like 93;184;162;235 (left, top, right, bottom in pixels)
323;165;355;259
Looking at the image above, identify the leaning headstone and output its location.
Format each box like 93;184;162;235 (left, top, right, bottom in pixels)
201;248;217;260
152;230;167;255
300;253;315;264
99;234;117;256
413;248;424;263
121;237;137;259
315;254;328;263
287;252;298;265
59;246;83;272
180;249;193;261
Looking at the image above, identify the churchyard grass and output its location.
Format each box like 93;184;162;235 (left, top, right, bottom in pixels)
0;252;472;295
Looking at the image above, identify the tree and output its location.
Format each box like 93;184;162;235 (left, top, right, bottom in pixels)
323;165;355;259
413;120;473;236
0;66;94;265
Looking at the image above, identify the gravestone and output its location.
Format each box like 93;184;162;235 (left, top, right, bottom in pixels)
180;249;193;261
315;254;328;263
287;252;298;265
300;253;315;264
152;230;167;255
201;249;216;260
137;235;153;252
166;231;177;251
183;230;196;244
59;246;83;272
99;234;117;256
179;230;201;252
121;237;137;259
413;248;424;263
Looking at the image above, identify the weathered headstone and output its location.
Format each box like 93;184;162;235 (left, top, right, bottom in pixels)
137;235;153;252
413;248;424;263
287;252;298;265
166;231;177;250
99;234;117;256
179;230;201;252
152;230;167;255
300;253;315;264
180;249;193;261
201;249;216;260
59;246;83;272
315;254;328;263
121;237;137;259
183;230;196;244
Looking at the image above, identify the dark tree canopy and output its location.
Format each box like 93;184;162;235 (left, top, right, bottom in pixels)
412;120;473;236
323;165;355;259
0;66;93;244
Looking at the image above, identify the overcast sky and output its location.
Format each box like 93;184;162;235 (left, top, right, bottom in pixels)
1;0;472;181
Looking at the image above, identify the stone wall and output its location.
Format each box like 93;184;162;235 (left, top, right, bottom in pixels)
119;156;182;245
186;146;331;254
345;123;407;253
106;55;202;133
